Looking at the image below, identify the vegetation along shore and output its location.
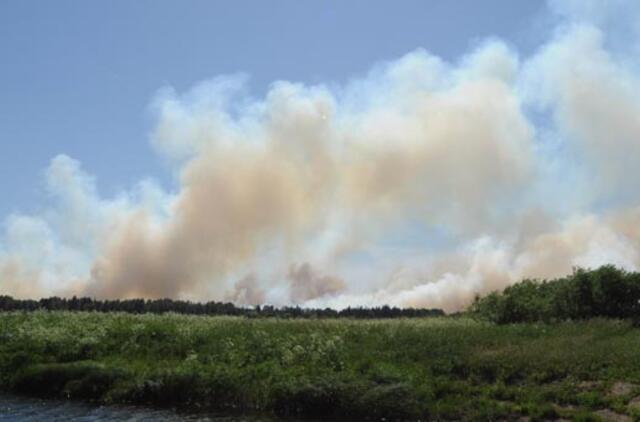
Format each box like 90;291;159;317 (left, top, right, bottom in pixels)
2;265;640;421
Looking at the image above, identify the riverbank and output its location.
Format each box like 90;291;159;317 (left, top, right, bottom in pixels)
1;312;640;420
0;393;254;421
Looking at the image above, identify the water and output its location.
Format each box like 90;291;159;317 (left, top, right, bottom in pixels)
0;394;268;421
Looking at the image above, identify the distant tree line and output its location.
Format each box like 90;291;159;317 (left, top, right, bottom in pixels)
0;295;444;319
470;265;640;324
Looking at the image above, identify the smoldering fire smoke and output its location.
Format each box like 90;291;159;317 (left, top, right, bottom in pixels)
2;2;640;312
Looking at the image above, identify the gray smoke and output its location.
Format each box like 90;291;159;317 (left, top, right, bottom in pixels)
2;1;640;311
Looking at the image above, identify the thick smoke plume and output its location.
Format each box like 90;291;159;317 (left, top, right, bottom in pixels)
2;1;640;311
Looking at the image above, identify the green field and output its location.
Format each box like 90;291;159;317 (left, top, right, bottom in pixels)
1;312;640;420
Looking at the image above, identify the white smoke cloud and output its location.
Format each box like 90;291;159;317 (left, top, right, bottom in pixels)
2;1;640;311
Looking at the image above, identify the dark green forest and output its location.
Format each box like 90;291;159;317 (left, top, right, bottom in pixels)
471;265;640;324
3;265;640;324
0;295;443;319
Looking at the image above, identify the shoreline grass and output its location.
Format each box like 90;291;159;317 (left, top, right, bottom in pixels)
2;311;640;420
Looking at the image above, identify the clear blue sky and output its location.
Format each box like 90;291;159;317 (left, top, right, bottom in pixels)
0;1;545;218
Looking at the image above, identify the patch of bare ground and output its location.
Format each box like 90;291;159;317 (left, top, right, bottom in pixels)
578;380;602;391
625;395;640;421
594;409;632;422
609;382;637;397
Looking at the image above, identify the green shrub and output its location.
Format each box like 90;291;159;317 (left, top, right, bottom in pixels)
575;391;605;409
12;361;123;399
471;266;640;324
272;377;349;419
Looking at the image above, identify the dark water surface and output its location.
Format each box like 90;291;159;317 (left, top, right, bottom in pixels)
0;394;270;421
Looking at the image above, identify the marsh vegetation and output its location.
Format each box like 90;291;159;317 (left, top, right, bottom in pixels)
1;312;640;420
2;267;640;420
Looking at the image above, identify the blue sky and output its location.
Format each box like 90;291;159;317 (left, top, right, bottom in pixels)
1;1;544;218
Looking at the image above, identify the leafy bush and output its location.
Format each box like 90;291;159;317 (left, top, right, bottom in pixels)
11;361;123;399
471;265;640;323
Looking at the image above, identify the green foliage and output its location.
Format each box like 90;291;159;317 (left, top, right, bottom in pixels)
2;312;640;420
11;361;123;399
470;265;640;323
576;391;605;409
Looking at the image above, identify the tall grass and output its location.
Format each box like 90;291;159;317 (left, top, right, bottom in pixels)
1;312;640;420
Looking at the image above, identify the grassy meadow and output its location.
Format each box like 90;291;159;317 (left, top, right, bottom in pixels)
1;311;640;420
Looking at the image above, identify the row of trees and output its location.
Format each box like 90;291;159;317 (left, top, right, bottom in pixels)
0;295;444;319
470;265;640;324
